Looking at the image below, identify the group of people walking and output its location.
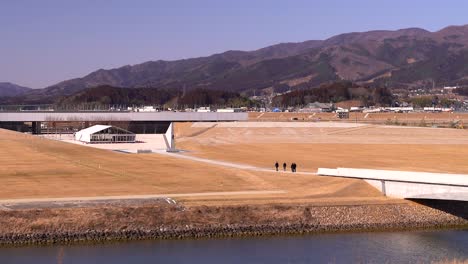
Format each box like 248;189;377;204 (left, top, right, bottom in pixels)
275;161;297;172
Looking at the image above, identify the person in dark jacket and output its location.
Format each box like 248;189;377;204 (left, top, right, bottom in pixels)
275;161;279;171
283;162;287;171
291;163;297;172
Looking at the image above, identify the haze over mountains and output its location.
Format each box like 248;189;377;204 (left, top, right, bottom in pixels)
3;24;468;103
0;83;32;97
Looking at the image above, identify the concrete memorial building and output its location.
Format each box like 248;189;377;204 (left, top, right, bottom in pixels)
75;125;136;143
0;110;248;151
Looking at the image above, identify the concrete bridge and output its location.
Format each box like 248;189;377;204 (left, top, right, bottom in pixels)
0;111;248;122
317;168;468;201
0;111;248;152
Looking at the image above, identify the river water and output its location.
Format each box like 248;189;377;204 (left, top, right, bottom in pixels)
0;229;467;264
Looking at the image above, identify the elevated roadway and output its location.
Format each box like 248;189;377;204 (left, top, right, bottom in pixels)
318;168;468;201
0;111;248;122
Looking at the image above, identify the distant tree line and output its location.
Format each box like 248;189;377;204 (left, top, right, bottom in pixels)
272;81;394;107
56;85;260;109
455;87;468;96
409;96;459;108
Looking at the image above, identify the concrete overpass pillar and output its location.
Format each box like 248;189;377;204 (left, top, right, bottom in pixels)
32;121;41;134
381;180;387;196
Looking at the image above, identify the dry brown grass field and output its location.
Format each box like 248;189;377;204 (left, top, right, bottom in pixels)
2;116;468;206
0;129;265;199
0;128;384;205
176;122;468;174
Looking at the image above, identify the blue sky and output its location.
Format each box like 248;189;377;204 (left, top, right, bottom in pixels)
1;0;468;88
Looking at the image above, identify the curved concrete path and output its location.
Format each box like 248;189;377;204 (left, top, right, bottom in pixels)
154;150;318;175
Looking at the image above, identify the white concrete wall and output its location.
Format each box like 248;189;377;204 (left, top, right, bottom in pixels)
318;168;468;186
163;122;175;151
74;131;90;142
317;168;468;201
365;179;468;201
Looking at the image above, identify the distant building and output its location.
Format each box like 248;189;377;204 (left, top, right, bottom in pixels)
362;107;382;113
127;106;158;112
423;107;453;112
349;106;364;112
75;125;136;143
443;86;458;94
216;108;245;113
443;86;458;90
384;107;414;113
216;108;234;113
298;102;333;113
336;109;349;119
196;107;211;112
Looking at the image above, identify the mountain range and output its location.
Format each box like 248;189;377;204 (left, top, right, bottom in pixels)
3;24;468;104
0;82;32;98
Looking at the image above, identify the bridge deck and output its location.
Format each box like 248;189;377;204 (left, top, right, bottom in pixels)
318;168;468;187
317;168;468;201
0;111;248;122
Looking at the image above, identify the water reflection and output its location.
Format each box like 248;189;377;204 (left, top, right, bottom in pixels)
0;229;467;264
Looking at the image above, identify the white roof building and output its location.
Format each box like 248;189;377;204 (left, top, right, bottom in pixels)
75;125;136;143
196;107;211;112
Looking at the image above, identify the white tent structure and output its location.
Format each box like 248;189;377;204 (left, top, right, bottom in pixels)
75;125;136;143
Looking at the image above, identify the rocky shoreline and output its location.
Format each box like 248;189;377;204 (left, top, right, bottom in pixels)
1;222;467;246
0;201;466;246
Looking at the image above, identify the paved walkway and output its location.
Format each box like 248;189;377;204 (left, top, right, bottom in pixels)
154;150;318;175
0;190;287;209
